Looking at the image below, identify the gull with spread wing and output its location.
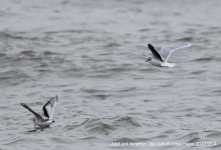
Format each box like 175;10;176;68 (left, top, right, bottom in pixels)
21;95;58;131
146;43;191;67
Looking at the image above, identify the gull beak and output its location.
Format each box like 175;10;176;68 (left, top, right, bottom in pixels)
145;59;149;62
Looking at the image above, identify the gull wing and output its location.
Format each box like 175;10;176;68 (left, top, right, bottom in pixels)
148;44;163;62
21;103;45;122
42;95;58;120
159;43;191;62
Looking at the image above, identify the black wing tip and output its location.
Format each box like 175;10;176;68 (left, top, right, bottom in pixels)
21;103;29;108
148;43;154;49
21;103;28;108
21;103;26;106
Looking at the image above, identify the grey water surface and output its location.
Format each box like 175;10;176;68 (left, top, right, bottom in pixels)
1;0;221;150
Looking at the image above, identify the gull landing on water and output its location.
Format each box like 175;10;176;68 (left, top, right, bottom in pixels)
21;95;58;131
146;43;191;67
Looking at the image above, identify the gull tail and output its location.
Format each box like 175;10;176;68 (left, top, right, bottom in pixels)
161;62;176;68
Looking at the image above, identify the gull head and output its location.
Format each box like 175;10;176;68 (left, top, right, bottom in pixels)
145;57;152;62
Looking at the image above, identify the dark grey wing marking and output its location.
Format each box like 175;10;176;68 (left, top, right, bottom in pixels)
42;95;58;120
43;101;50;119
21;103;45;122
148;44;164;62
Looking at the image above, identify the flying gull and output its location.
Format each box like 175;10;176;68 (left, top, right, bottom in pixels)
21;95;58;131
146;43;191;67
